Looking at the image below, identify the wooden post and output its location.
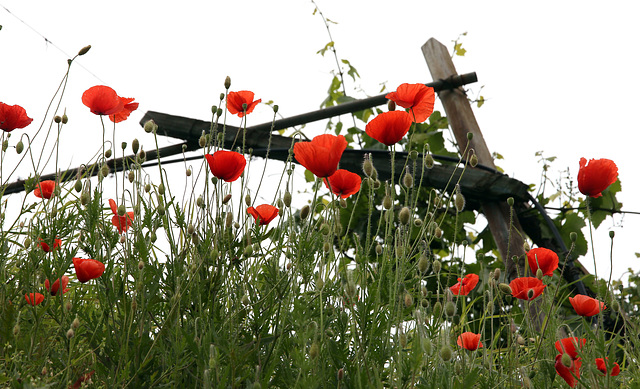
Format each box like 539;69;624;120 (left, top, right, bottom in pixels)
422;38;543;330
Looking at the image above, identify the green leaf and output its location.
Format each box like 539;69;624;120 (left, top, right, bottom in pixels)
476;96;485;108
316;41;334;57
454;43;467;56
304;169;315;183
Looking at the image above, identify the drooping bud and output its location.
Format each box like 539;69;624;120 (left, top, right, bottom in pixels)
104;149;112;158
199;134;206;148
375;243;383;255
158;183;165;195
197;195;204;208
300;205;310;220
186;168;192;177
469;153;478;167
225;212;233;228
80;191;90;205
73;179;83;192
128;171;134;183
425;153;435;169
536;268;544;280
337;368;344;381
561;353;572;368
117;204;126;217
15;141;23;154
493;268;501;280
145;184;151;193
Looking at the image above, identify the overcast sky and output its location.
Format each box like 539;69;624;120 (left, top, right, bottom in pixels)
2;1;639;281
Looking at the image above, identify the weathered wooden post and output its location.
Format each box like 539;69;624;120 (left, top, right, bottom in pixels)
422;38;544;330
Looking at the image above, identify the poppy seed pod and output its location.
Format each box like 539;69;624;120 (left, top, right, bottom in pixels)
570;232;577;242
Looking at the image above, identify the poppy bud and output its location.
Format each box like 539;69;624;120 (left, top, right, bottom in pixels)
241;294;250;306
78;45;91;56
470;154;478;167
433;301;442;317
199;135;206;148
523;241;530;252
15;141;23;154
467;132;473;141
362;156;374;177
144;120;157;134
65;301;72;312
319;223;330;235
245;194;251;207
337;368;344;381
138;261;145;270
409;150;418;161
130;138;139;155
72;317;80;329
399;207;411;225
375;243;383;255
222;194;232;205
425;153;435;169
609;230;615;239
74;180;82;193
344;281;356;298
300;205;310;220
383;195;392;210
243;245;253;257
284;191;292;207
418;255;429;273
440;345;452;361
516;335;525;345
445;301;456;317
611;300;620;312
80;191;90;205
309;342;319;359
224;76;231;89
387;100;396;111
403;170;413;188
404;293;413;308
536;268;543;280
157;204;165;216
150;231;157;242
158;183;165;195
66;328;75;339
434;227;443;239
399;331;408;348
499;283;512;294
186;168;192;177
101;164;109;177
373;179;381;189
494;268;501;280
217;108;223;117
187;224;195;235
561;353;572;368
128;171;135;183
54;115;62;123
414;218;422;227
145;184;151;193
507;197;514;207
62;114;68;124
432;260;441;274
104;149;112;159
116;204;125;217
13;324;20;336
2;140;7;152
323;241;331;252
455;191;465;213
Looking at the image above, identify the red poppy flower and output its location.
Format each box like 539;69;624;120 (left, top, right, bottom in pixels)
555;337;586;359
595;357;620;376
450;273;480;296
109;199;134;234
205;150;246;182
73;257;105;283
71;370;95;389
247;204;279;226
323;169;361;199
45;275;70;296
25;292;45;306
555;353;582;388
227;91;261;117
294;134;347;178
365;111;413;146
0;102;33;132
33;180;57;199
509;277;546;301
109;97;139;123
457;332;483;351
526;247;559;277
577;158;618;198
39;237;62;252
569;294;606;317
82;85;124;115
385;83;435;123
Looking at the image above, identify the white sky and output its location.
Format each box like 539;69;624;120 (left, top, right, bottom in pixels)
2;1;639;281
